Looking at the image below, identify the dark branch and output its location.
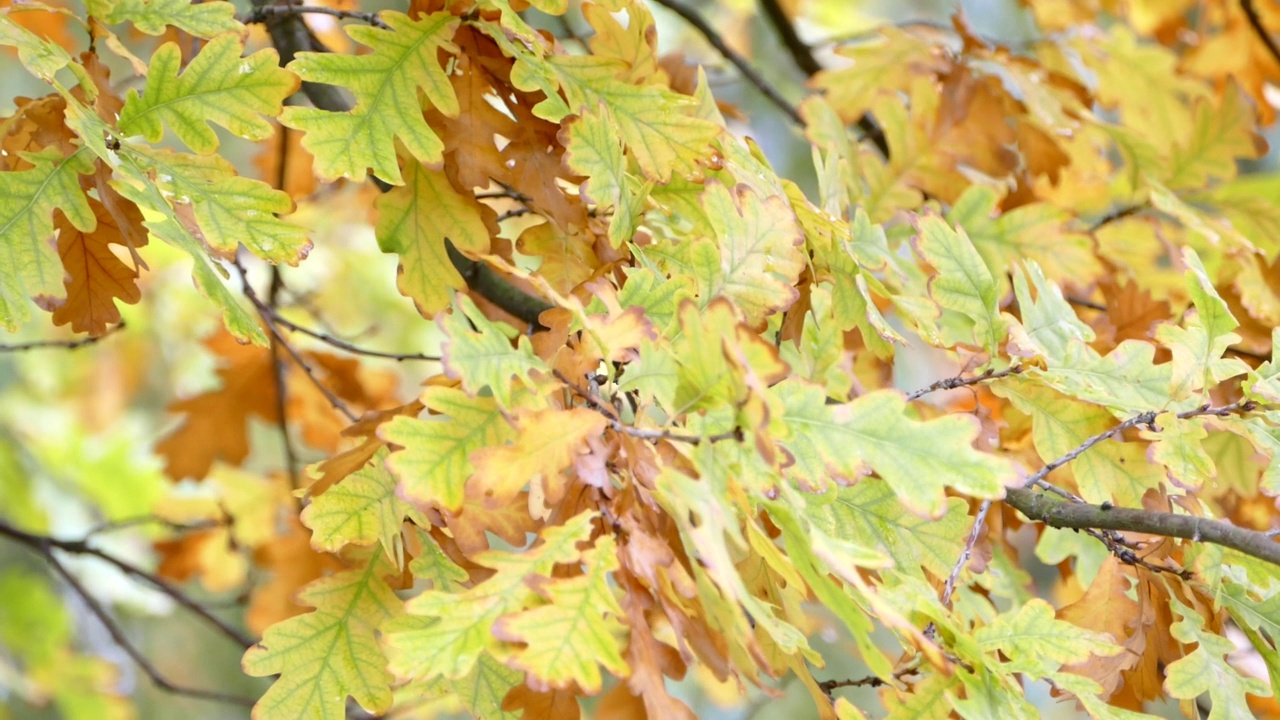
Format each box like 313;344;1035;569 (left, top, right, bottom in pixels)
243;2;388;29
253;0;354;115
85;516;224;538
0;520;256;650
264;310;441;362
444;240;553;329
649;0;803;125
1087;203;1147;233
259;17;555;330
756;0;889;156
0;322;125;353
1005;487;1280;568
1242;0;1280;70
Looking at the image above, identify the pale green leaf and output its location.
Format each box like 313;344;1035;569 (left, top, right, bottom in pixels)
243;555;404;720
381;386;515;513
913;215;1004;354
281;11;459;183
374;161;487;316
774;378;1014;517
497;535;629;692
530;54;719;181
301;449;420;567
383;511;596;681
997;378;1164;505
119;35;296;154
88;0;240;37
1145;414;1215;491
1164;594;1271;719
110;151;266;344
1006;261;1094;363
948;185;1100;295
0;147;93;330
439;294;547;409
807;479;971;579
1166;85;1265;190
702;180;806;323
126;147;310;263
563;110;648;247
975;598;1121;678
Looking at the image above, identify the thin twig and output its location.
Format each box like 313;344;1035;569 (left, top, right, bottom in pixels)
905;366;1022;402
38;550;257;708
1065;295;1106;312
265;310;440;363
1087;203;1147;233
554;369;740;444
243;2;388;29
941;500;992;608
0;322;125;353
1243;0;1280;70
236;262;358;422
1021;402;1256;492
84;516;224;538
649;0;803;125
0;520;255;650
756;0;889;156
818;664;921;696
266;268;302;490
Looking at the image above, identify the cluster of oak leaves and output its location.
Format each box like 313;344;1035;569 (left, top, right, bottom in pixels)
6;0;1280;718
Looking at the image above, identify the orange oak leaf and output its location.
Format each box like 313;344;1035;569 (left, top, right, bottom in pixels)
308;400;424;497
155;331;280;481
37;189;147;336
501;684;583;720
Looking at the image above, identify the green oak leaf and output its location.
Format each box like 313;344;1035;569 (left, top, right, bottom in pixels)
0;147;94;330
243;555;404;720
119;35;297;154
281;11;460;184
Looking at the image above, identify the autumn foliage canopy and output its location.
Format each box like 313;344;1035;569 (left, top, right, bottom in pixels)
5;0;1280;718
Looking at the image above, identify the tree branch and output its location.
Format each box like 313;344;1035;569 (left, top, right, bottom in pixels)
244;2;388;29
1005;487;1280;567
905;365;1022;402
648;0;803;125
236;261;358;422
1021;402;1256;494
444;240;553;328
0;322;125;353
1242;0;1280;70
756;0;889;156
941;499;992;608
0;520;256;650
263;309;441;363
258;18;555;330
37;548;257;708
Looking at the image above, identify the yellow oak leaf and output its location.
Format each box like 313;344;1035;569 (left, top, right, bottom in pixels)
469;407;608;509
